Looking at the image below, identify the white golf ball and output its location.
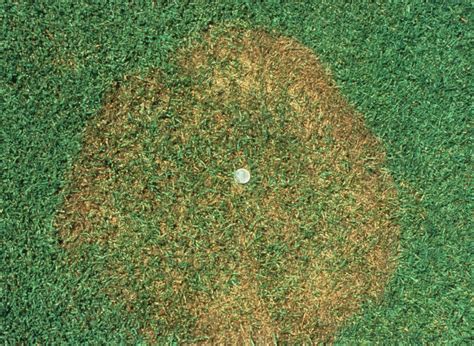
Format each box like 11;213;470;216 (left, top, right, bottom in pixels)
234;168;250;184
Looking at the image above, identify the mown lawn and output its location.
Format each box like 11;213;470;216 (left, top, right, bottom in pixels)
1;1;471;343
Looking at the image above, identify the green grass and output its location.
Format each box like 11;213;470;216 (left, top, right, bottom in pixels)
1;1;472;343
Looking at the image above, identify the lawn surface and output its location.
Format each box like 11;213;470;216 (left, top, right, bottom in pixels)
1;1;472;343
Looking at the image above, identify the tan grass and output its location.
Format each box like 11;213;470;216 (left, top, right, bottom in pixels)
55;26;399;343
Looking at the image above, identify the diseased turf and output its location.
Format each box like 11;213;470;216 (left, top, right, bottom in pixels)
55;27;399;343
2;2;471;344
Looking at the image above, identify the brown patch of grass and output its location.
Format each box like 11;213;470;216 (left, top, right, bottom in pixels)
55;26;399;343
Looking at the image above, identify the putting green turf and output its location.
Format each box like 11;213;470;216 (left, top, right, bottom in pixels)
1;1;472;343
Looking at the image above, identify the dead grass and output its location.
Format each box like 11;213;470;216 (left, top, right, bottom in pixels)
55;25;399;343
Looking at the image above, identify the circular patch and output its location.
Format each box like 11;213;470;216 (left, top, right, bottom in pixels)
56;26;399;343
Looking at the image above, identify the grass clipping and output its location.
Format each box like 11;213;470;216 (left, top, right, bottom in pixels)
56;27;399;343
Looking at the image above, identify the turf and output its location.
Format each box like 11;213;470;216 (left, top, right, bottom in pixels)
1;1;472;344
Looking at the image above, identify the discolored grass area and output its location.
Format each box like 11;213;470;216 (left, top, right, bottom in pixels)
56;27;399;343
